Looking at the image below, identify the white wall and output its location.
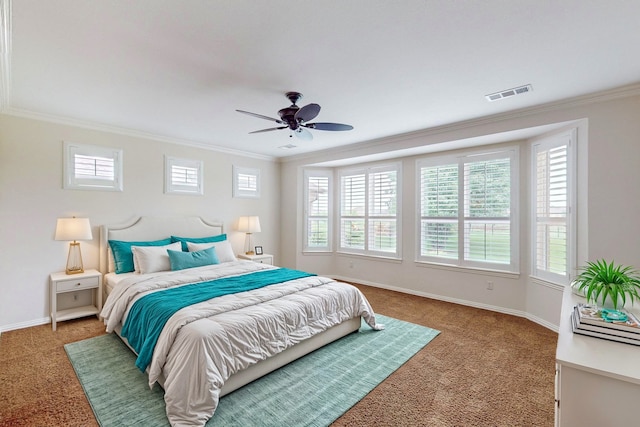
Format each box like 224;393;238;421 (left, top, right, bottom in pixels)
0;114;279;331
3;89;639;332
280;90;640;330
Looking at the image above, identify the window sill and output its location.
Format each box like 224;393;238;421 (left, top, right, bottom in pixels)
529;276;566;291
414;260;520;279
335;251;402;264
302;250;333;256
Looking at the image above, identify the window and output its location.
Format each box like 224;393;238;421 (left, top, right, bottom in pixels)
233;166;260;198
165;156;203;195
303;170;332;252
63;142;123;191
531;129;575;284
418;149;518;272
339;163;400;257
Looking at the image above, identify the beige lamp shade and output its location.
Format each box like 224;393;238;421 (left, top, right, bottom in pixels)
55;217;93;242
237;216;261;255
55;217;92;274
237;216;261;233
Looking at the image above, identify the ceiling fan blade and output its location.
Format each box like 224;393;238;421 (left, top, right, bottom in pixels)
295;103;321;123
236;109;284;124
294;127;313;141
305;122;354;131
249;126;287;134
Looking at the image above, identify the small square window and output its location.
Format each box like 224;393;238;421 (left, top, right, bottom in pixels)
63;142;123;192
233;166;260;198
165;156;203;195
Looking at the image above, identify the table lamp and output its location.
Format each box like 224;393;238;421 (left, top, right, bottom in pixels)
237;216;261;255
55;217;93;274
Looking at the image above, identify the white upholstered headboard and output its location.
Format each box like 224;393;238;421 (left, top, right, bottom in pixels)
99;216;224;274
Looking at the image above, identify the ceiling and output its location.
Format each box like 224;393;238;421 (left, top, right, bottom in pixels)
2;0;640;159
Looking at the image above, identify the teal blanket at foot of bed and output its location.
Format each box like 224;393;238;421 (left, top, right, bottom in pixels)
121;268;316;371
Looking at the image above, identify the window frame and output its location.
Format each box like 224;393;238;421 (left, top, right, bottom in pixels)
63;141;123;192
337;162;402;259
530;128;576;285
233;166;261;199
303;169;333;252
164;156;203;196
416;147;519;273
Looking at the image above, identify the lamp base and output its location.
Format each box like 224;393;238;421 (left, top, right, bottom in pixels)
65;242;85;275
245;251;255;255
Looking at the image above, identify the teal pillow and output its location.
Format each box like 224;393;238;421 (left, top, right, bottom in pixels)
171;234;227;251
167;246;219;271
109;238;172;274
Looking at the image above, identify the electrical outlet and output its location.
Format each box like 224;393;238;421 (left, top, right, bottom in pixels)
486;281;494;290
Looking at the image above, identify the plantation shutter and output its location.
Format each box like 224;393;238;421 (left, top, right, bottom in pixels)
165;157;203;195
420;164;458;259
534;142;569;277
238;173;257;193
74;154;115;181
340;173;366;250
305;173;331;250
418;150;517;272
172;165;198;186
64;142;123;191
368;168;397;253
463;157;511;264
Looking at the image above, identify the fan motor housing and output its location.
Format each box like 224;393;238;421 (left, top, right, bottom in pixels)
278;106;300;129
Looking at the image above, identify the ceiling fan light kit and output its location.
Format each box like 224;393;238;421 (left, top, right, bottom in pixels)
236;92;353;140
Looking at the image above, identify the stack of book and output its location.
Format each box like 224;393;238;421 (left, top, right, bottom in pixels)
571;303;640;346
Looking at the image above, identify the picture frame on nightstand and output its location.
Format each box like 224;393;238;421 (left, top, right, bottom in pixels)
255;246;263;255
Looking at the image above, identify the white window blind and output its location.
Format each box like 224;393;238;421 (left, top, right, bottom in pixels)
418;149;517;272
304;170;332;251
532;130;574;283
420;164;458;259
369;169;397;253
233;166;261;198
238;173;257;192
64;142;123;191
74;154;115;181
165;156;203;195
339;163;400;257
463;157;511;264
340;173;366;250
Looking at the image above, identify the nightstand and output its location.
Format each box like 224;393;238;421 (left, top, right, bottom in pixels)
238;253;274;265
50;269;102;331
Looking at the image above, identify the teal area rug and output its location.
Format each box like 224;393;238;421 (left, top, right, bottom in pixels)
65;315;440;426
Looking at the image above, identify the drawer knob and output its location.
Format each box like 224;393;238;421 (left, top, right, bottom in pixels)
76;282;81;286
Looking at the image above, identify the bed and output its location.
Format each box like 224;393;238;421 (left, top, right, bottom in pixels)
98;216;383;426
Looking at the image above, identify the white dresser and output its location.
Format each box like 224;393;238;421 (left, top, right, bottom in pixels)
555;286;640;426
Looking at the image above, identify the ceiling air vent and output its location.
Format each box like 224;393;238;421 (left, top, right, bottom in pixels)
485;84;533;102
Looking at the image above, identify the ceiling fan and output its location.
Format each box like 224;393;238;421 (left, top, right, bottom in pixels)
236;91;353;141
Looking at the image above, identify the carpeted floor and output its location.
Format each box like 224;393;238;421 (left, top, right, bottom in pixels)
0;284;558;427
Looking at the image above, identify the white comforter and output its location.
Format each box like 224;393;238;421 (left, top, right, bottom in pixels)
100;261;382;426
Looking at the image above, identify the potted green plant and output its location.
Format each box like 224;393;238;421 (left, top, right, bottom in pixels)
573;259;640;310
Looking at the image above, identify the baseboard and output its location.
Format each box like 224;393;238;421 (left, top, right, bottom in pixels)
332;275;558;332
0;316;50;333
524;313;559;332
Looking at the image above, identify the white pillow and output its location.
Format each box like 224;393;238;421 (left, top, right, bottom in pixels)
131;242;182;274
187;240;237;263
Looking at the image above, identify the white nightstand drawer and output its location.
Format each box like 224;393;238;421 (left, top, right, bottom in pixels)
55;275;100;292
238;253;274;265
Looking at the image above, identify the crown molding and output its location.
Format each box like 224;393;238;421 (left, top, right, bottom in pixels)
3;107;276;161
280;83;640;164
0;0;11;111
